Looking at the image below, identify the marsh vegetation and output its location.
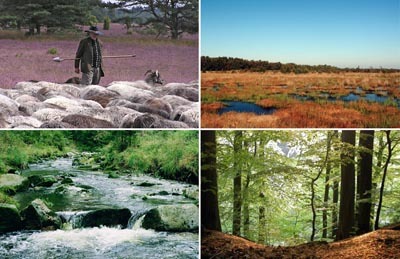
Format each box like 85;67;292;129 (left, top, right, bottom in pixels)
201;71;400;128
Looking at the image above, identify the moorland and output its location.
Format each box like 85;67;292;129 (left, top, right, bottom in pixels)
201;58;400;128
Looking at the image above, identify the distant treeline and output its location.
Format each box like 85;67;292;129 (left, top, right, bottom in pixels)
201;56;400;74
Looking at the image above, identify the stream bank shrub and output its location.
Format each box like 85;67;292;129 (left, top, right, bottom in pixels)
99;131;199;184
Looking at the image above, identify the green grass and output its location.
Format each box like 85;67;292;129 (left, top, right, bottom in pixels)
0;192;17;205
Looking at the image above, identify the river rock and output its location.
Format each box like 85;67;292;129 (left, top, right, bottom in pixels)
0;203;23;233
136;181;159;187
21;198;62;230
142;204;199;232
74;208;132;228
60;177;73;184
183;186;199;200
28;175;58;187
0;174;29;194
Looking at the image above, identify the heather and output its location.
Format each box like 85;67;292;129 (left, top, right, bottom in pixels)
0;24;198;89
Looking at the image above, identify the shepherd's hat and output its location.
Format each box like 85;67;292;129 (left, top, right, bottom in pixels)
84;26;103;35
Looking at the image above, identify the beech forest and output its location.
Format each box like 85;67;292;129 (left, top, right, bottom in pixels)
201;130;400;258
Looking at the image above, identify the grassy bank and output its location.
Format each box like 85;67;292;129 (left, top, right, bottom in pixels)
72;131;199;184
0;131;74;174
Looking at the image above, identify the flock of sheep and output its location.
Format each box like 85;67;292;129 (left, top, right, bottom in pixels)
0;72;199;128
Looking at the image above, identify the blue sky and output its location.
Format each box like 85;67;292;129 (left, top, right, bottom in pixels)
201;0;400;68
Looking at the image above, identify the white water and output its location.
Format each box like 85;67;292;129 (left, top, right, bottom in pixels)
0;228;198;258
0;157;199;258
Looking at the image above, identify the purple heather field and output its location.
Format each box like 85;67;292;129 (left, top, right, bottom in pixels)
0;24;198;88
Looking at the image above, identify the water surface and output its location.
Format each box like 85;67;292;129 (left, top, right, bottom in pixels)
218;101;276;115
0;158;198;259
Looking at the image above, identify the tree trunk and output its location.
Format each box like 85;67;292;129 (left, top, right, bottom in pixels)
371;133;385;230
201;130;221;231
323;131;334;238
28;25;35;35
357;130;374;234
243;172;250;238
336;130;356;241
311;131;332;241
243;139;256;239
258;192;266;244
232;131;242;236
331;131;339;239
375;131;392;230
331;179;339;238
36;23;41;35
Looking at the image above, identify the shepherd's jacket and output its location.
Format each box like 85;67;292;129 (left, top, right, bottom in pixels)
75;37;105;76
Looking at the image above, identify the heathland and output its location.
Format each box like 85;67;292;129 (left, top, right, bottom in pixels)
0;23;198;88
202;70;400;128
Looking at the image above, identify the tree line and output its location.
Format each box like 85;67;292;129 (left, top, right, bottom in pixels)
0;0;198;39
201;130;400;245
0;0;100;34
201;56;400;74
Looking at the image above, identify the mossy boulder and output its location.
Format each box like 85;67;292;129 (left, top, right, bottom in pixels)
28;175;58;187
0;203;23;233
74;208;132;228
0;174;29;194
108;171;119;179
21;198;62;230
60;177;73;184
137;182;158;187
183;186;199;200
149;191;169;196
142;204;199;232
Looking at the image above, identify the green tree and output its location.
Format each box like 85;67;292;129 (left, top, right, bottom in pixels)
103;16;111;30
106;0;198;39
0;0;100;34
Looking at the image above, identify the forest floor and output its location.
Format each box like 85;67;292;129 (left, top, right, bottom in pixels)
201;227;400;258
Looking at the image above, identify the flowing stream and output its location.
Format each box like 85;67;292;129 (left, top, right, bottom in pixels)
0;157;198;259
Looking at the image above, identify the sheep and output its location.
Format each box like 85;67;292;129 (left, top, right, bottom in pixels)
0;114;7;128
107;84;155;103
80;85;120;107
32;108;69;122
64;77;81;84
121;113;189;128
40;121;75;128
61;114;116;128
163;85;199;102
7;116;43;128
161;95;193;110
0;79;198;129
144;70;165;86
104;106;143;127
144;98;173;117
0;94;19;116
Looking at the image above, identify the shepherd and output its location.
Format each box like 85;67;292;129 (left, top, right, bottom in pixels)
75;25;104;85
